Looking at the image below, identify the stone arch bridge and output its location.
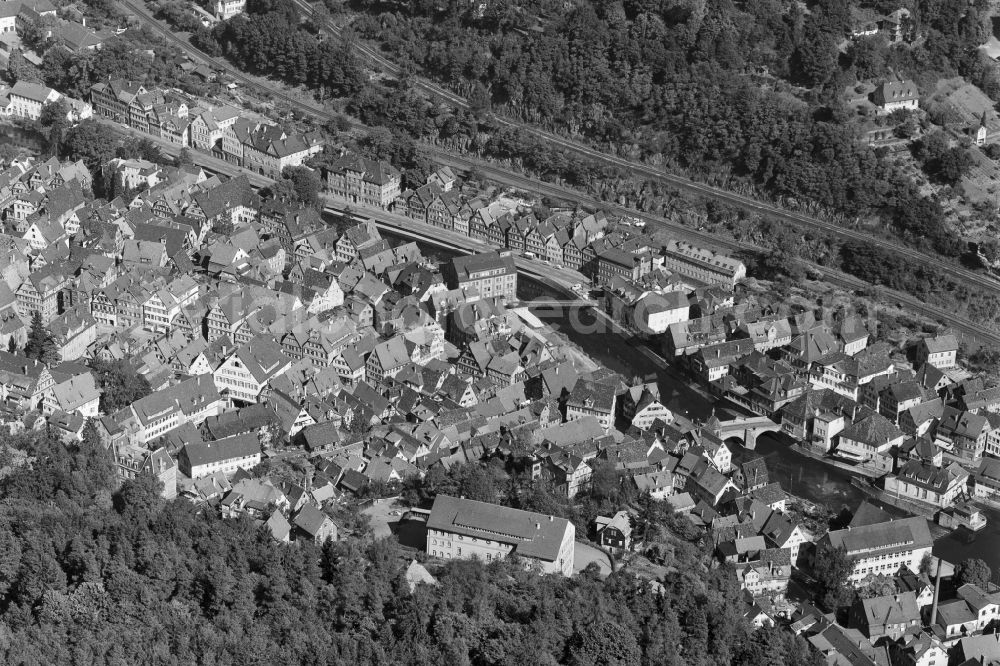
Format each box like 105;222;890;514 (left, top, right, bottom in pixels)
715;415;782;450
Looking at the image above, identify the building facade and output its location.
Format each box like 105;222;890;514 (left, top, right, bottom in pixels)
426;494;575;576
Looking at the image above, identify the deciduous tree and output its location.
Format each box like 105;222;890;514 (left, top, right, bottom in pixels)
956;558;993;589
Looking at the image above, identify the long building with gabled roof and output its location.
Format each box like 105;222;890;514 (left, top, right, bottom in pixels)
426;494;574;576
819;511;932;585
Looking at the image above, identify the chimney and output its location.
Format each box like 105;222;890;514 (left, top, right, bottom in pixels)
535;522;540;529
930;558;943;627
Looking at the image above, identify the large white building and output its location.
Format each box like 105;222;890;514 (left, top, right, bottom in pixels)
820;513;933;585
178;433;261;479
426;494;575;576
2;81;91;122
5;81;60;121
660;240;746;287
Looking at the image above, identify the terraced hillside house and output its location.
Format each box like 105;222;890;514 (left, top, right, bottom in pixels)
115;444;178;500
916;333;958;370
214;0;245;19
874;80;919;113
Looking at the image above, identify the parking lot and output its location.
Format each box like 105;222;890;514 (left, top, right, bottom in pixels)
362;498;405;539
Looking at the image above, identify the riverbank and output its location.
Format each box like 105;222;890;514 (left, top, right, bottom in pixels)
385;231;1000;569
533;305;720;421
788;442;886;479
849;476;942;519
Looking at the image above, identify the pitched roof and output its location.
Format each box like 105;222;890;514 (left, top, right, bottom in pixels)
921;333;958;354
427;494;571;563
839;412;903;446
9;80;57;104
860;591;919;629
182;433;260;468
826;516;932;557
293;503;333;536
328;155;399;185
266;510;291;540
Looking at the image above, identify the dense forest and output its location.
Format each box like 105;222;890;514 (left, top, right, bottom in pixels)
198;0;1000;256
342;0;999;254
0;428;827;665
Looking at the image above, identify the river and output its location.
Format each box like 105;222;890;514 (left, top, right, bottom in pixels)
529;304;723;422
385;231;1000;570
539;304;1000;570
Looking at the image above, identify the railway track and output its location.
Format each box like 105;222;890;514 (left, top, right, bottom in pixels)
113;0;1000;347
126;0;1000;300
288;0;1000;299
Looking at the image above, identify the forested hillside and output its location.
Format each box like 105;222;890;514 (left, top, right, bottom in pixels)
0;429;821;665
342;0;996;252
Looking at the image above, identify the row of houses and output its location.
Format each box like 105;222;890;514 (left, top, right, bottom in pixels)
324;157;747;288
90;80;323;178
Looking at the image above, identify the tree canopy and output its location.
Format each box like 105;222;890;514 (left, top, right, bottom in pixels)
24;311;60;366
812;542;855;611
956;557;993;589
89;358;152;414
0;427;826;665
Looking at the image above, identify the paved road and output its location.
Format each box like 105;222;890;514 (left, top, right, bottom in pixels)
285;0;1000;304
98;114;1000;347
98;117;586;295
112;1;1000;346
328;198;588;293
125;0;1000;303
